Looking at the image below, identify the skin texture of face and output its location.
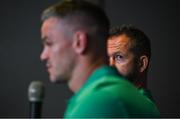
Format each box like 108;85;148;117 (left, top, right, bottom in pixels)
40;17;76;83
108;34;139;81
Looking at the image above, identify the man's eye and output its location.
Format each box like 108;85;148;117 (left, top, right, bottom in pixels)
44;41;52;46
114;54;123;62
47;42;52;46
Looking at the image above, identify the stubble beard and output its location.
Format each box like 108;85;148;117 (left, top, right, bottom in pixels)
125;63;140;86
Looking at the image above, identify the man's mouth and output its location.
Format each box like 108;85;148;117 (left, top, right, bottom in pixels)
46;63;52;72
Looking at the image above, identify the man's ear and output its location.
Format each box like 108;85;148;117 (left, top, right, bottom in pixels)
72;31;87;54
139;55;149;73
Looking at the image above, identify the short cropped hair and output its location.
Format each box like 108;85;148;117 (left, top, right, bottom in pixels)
41;0;110;57
109;25;151;60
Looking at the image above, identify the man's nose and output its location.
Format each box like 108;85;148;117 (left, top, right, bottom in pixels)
40;48;48;61
109;57;115;66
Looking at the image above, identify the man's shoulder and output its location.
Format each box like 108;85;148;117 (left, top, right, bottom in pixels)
64;66;160;118
65;84;130;118
74;75;160;117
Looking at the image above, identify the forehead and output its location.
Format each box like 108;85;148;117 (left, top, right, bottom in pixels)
41;17;59;33
108;34;132;55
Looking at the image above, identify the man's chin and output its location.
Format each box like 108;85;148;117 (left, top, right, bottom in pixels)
124;73;138;83
49;76;67;84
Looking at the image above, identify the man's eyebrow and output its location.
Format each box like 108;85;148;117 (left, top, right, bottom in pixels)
112;52;123;57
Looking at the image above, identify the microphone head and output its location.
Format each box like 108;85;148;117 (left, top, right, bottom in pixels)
28;81;45;102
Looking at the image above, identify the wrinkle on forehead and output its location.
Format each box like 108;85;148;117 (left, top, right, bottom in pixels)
108;35;131;56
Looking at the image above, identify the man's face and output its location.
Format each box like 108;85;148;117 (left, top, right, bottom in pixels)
40;17;75;83
108;34;139;80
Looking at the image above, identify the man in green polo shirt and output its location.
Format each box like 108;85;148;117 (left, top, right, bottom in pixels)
40;0;160;117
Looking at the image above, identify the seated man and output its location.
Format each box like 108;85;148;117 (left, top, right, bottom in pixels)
108;24;158;102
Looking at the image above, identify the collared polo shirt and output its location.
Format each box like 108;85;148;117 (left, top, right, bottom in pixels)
64;66;160;118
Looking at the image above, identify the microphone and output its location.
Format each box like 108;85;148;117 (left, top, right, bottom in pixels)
28;81;45;118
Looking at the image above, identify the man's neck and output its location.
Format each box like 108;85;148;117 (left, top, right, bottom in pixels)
68;57;107;93
135;74;147;89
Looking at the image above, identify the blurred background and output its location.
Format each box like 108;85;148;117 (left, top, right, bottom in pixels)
0;0;179;117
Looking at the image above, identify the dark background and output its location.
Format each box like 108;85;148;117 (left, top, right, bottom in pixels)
0;0;179;117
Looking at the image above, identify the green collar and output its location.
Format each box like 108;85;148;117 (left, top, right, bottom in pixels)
83;65;120;88
69;65;120;101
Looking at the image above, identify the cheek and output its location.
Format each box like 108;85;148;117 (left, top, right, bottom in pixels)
115;61;134;75
51;44;73;66
50;45;63;64
52;47;59;56
54;42;70;54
